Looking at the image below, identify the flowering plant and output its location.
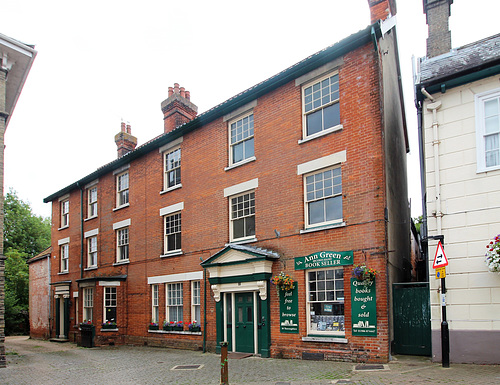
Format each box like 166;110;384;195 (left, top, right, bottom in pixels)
188;321;199;329
149;322;158;327
485;234;500;273
175;321;183;328
352;264;378;282
81;320;93;325
271;272;295;292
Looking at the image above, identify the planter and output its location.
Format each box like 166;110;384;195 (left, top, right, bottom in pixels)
189;326;201;332
149;325;159;330
101;324;117;330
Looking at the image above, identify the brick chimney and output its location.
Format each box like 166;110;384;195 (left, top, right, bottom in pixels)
367;0;397;24
114;121;137;158
161;83;198;133
423;0;453;58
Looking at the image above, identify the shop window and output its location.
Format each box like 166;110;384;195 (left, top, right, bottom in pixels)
307;268;344;335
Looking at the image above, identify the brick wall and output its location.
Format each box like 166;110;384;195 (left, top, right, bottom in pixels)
47;39;396;362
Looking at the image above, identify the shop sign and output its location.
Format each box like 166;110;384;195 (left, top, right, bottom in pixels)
350;278;377;337
279;285;299;333
294;251;353;270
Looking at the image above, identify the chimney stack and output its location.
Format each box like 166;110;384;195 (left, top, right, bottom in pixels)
367;0;397;24
423;0;453;58
161;83;198;134
115;121;138;158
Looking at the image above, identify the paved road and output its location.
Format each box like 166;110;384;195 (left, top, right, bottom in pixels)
2;336;500;384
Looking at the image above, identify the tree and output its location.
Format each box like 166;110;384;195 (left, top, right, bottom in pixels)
4;188;51;259
4;249;30;335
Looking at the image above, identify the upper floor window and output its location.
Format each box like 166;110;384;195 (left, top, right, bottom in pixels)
117;227;129;262
165;148;181;189
116;172;129;207
60;243;69;273
165;212;181;254
230;191;255;242
303;73;340;138
305;166;342;228
229;113;254;165
88;236;98;268
476;89;500;172
61;200;69;228
88;187;98;218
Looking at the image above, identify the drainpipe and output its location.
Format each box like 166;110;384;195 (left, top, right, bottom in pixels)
424;92;443;235
200;256;207;353
77;182;84;279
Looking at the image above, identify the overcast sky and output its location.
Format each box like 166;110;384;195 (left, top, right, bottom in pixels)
3;0;500;219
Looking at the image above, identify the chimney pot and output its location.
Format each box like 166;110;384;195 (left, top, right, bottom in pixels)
168;87;173;97
126;124;131;134
121;121;126;132
185;91;190;100
174;83;180;94
161;83;198;134
180;87;185;98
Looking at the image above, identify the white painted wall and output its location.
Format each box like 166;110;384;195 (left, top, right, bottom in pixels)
423;74;500;333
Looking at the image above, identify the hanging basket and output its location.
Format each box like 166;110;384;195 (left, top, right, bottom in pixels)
352;264;378;282
271;272;295;292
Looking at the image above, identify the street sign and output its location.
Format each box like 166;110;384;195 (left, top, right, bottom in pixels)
435;266;446;279
432;241;448;269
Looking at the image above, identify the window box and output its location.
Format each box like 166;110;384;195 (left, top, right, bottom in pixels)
148;323;159;331
101;322;117;330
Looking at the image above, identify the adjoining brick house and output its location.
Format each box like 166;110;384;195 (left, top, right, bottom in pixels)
43;0;410;362
27;247;52;339
415;0;500;364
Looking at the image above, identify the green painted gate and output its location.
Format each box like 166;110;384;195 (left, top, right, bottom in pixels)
392;283;431;356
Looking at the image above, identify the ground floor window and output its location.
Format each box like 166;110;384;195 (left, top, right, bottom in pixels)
307;268;344;335
152;284;159;324
167;283;183;322
83;287;93;323
104;287;117;324
191;281;200;323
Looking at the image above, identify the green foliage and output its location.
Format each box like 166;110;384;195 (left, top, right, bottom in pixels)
4;188;51;259
5;249;30;335
414;215;423;234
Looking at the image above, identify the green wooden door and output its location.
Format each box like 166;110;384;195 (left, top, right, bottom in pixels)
393;283;431;356
235;292;254;353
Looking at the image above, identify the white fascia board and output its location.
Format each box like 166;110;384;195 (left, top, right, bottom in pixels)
113;218;131;230
159;202;184;216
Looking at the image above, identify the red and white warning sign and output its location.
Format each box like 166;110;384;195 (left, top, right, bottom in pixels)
432;241;448;269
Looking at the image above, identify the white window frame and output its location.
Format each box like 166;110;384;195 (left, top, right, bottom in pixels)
229;112;255;166
164;212;182;255
166;282;183;323
60;243;69;273
152;284;159;324
302;72;341;141
116;171;129;208
61;200;69;228
306;267;345;336
83;287;94;323
164;147;182;191
229;191;256;243
87;236;98;268
88;186;98;218
191;281;201;324
476;88;500;173
116;227;129;262
104;287;117;324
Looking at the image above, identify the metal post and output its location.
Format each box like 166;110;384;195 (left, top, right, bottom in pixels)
220;341;229;385
441;276;450;368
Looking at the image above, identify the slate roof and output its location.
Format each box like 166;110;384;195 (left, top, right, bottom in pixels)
419;33;500;85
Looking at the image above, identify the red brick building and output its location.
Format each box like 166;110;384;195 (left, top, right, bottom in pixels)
43;0;410;362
